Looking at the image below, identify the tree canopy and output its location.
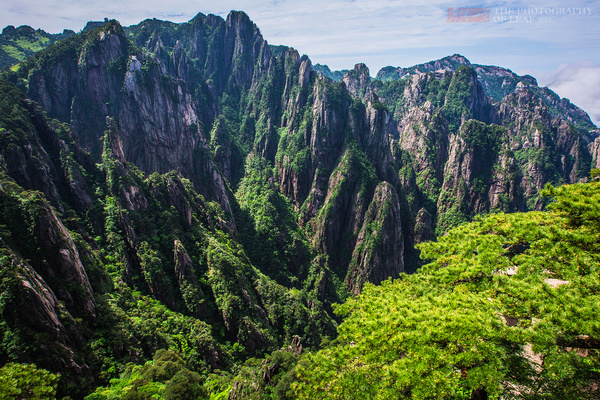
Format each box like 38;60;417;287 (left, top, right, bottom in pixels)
292;181;600;399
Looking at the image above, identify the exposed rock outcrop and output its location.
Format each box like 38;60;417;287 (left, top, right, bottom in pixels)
174;239;207;318
33;197;96;315
346;182;403;294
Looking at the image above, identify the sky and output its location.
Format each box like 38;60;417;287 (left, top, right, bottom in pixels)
2;0;600;125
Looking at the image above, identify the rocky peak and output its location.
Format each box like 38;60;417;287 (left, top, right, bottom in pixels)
342;63;372;100
376;54;471;81
446;54;471;65
1;25;17;35
374;55;594;133
225;11;271;89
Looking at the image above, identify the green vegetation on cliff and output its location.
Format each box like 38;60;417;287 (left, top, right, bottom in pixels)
293;180;600;399
0;25;75;69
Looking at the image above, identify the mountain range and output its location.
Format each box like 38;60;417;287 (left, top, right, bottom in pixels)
0;11;598;398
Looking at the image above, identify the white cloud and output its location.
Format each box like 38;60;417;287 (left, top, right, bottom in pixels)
537;60;600;127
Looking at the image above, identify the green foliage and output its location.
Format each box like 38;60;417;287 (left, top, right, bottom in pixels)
443;66;475;133
322;79;351;114
0;25;74;69
252;273;336;349
226;348;301;399
87;284;220;381
276;124;311;175
235;154;311;285
85;349;204;400
1;29;86;87
294;181;600;399
209;115;247;187
461;119;504;156
0;79;33;141
434;121;507;234
312;64;348;81
206;235;279;355
371;78;407;117
0;363;59;400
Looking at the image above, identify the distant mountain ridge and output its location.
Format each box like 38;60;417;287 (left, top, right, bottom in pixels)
317;54;596;132
1;25;594;132
377;54;596;131
0;24;74;69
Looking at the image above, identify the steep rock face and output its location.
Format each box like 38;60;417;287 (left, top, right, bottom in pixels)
455;66;497;125
589;134;600;169
71;27;128;150
9;15;410;297
0;82;98;317
395;99;449;210
173;239;207;318
117;54;234;220
0;253;86;374
377;68;497;237
102;122;202;310
267;62;406;292
498;88;593;206
0;173;100;388
359;99;398;185
235;52;408;295
33;197;96;315
310;146;377;278
119;57;201;175
436;120;505;232
342;63;372;100
14;258;65;337
345;182;403;295
278;74;352;215
342;63;400;184
1;118;62;209
413;207;434;243
27;57;79;125
378;54;596;129
127;11;272;120
209;117;235;183
371;62;597;236
12;21;235;226
20;24;129;153
0;82;98;214
487;150;524;212
224;11;272;91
